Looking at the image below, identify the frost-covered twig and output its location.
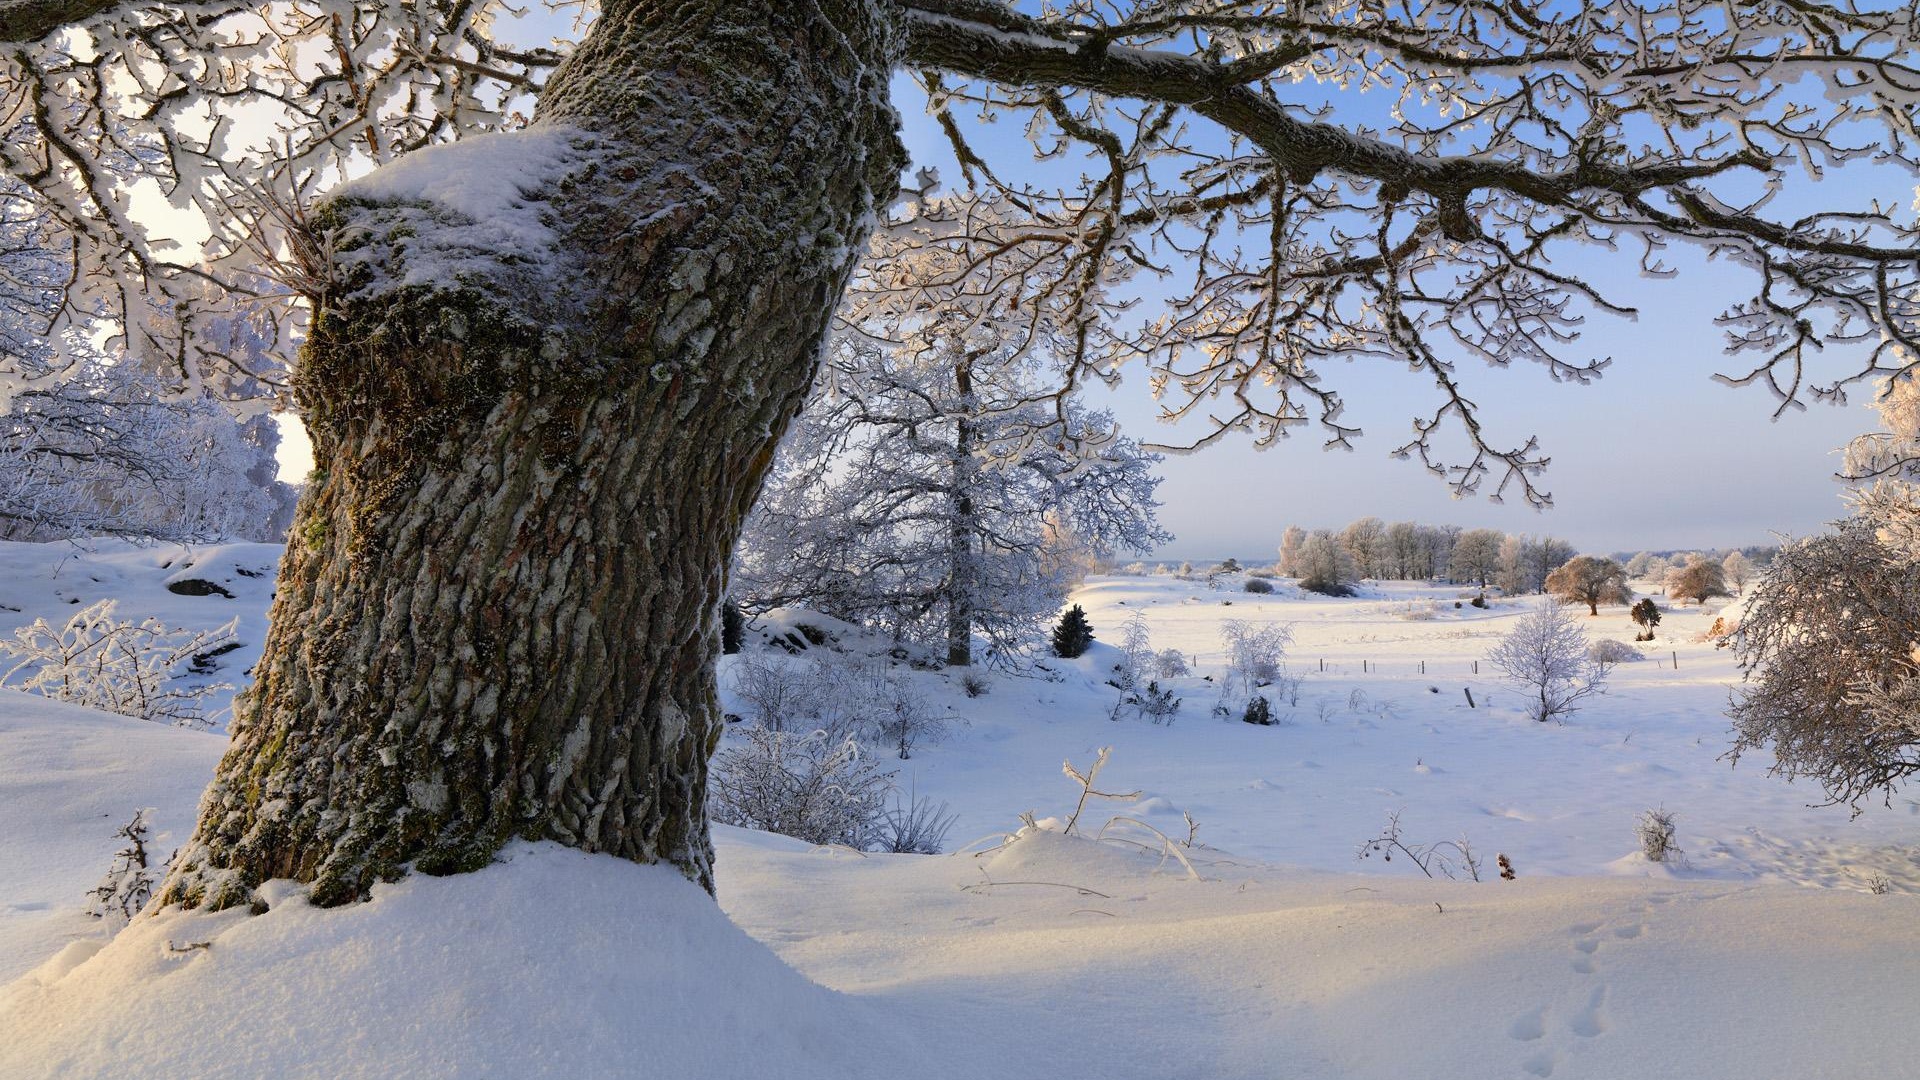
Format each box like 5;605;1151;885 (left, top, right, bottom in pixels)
1061;746;1140;835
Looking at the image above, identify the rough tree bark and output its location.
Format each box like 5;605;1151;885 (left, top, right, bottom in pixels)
159;0;904;909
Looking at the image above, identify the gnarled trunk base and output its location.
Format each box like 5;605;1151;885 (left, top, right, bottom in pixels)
161;0;904;910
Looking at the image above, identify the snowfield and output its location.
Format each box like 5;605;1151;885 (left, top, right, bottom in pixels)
3;543;1918;1078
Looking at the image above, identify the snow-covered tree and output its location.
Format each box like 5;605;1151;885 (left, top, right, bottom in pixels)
11;0;1915;908
1497;534;1578;595
1276;526;1308;578
1544;555;1632;616
1624;552;1654;579
1730;376;1920;808
1295;531;1359;597
1339;517;1388;579
1488;601;1614;723
1729;512;1920;808
0;356;290;542
1722;551;1755;593
1666;556;1732;606
735;257;1170;665
1448;529;1506;589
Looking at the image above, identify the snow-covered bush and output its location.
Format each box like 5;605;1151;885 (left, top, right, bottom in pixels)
0;600;237;728
87;809;156;925
1588;639;1644;664
1220;619;1292;697
1635;807;1683;864
1728;509;1920;809
708;728;895;848
728;646;950;757
1134;680;1182;725
1243;578;1274;594
1241;695;1276;726
1486;600;1612;723
1153;648;1190;679
870;676;946;760
958;669;991;698
726;647;815;732
1396;600;1439;621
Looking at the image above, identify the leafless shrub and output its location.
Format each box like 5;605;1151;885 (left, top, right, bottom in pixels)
1487;600;1612;723
1;601;237;728
709;728;894;848
1357;809;1482;881
1635;807;1685;865
877;791;958;854
88;809;155;925
1153;648;1189;679
1588;639;1644;664
1061;747;1140;835
1728;515;1920;810
958;669;991;698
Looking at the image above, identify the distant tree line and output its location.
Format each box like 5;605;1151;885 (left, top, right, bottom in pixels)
1273;516;1772;604
1276;517;1576;596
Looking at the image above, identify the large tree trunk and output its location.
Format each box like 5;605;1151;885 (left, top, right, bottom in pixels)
160;0;904;910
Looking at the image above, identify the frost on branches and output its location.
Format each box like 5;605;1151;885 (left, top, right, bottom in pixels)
1487;601;1613;723
737;196;1170;667
0;600;238;728
1731;375;1920;809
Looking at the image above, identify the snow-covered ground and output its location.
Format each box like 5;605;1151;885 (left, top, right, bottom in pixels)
3;544;1918;1078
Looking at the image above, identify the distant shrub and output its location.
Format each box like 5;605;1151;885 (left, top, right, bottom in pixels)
876;792;957;854
1218;558;1242;573
1631;598;1662;641
958;669;991;698
709;728;895;848
1397;601;1439;621
1135;680;1182;724
1243;578;1274;594
1220;619;1291;694
1051;605;1094;658
1153;648;1190;679
1248;568;1278;579
1470;594;1489;609
0;599;237;728
1242;695;1276;725
1636;807;1684;865
1588;639;1644;664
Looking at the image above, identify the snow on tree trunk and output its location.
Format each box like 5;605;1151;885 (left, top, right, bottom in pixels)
159;0;905;910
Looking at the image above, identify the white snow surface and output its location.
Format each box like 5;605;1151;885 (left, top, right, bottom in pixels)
330;126;591;293
5;550;1920;1078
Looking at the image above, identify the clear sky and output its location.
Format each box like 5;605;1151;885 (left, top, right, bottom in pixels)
274;68;1891;562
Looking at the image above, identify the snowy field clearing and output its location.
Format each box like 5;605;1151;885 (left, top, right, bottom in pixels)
3;541;1918;1078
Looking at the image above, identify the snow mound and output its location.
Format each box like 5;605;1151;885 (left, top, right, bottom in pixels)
0;694;223;984
0;843;954;1080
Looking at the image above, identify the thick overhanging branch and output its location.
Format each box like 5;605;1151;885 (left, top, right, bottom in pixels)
0;0;120;43
898;2;1773;238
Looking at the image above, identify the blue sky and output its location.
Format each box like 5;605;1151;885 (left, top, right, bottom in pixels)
888;76;1887;559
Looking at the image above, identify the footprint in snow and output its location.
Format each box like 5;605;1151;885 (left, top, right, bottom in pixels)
1508;1007;1547;1042
1569;985;1611;1038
